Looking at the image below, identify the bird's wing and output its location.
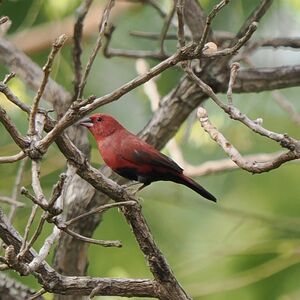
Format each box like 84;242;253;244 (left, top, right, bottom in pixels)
120;134;183;173
133;148;183;172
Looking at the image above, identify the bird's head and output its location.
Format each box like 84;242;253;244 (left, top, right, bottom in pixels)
80;113;124;139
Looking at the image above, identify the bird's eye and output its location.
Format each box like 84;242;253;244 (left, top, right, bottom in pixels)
97;117;103;122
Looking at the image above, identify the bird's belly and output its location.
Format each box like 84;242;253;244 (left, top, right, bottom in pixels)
114;167;139;181
114;166;179;185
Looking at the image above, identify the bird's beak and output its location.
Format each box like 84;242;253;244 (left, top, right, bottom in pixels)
79;117;93;128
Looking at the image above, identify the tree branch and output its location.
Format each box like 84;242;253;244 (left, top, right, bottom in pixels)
197;106;298;173
0;209;158;297
72;0;94;98
28;34;67;135
0;106;29;149
0;151;26;164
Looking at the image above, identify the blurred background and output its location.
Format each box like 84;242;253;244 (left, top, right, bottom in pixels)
0;0;300;299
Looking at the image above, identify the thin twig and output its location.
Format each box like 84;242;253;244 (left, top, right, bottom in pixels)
227;62;240;105
27;288;46;300
197;106;297;173
21;176;66;215
65;201;136;226
176;0;186;48
53;218;122;247
0;106;30;149
65;227;122;247
26;227;61;273
195;0;230;54
272;91;300;128
19;205;39;255
159;2;175;55
8;157;28;221
19;173;69;259
31;113;48;206
17;212;47;259
0;82;30;113
3;72;15;84
73;0;94;99
184;151;295;177
76;0;115;100
105;45;169;60
28;34;67;135
31;159;48;205
21;187;48;211
238;37;300;66
185;67;299;151
48;173;67;209
236;0;273;39
199;22;258;58
108;26;162;60
130;30;178;40
0;151;26;164
145;0;166;18
0;196;24;207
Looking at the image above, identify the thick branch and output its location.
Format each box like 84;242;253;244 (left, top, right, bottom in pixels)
231;65;300;93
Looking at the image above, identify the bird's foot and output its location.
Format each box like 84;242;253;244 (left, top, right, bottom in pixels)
121;181;140;189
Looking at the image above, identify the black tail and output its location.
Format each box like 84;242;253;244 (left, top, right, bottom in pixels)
179;174;217;202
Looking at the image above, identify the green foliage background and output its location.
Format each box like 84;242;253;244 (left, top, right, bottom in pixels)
0;1;300;299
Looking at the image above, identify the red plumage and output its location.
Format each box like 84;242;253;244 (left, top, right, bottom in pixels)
80;113;216;202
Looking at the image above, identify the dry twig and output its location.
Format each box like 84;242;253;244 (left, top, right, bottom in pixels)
195;0;230;54
197;106;297;173
73;0;94;98
176;0;186;48
0;151;26;164
28;35;67;136
76;0;115;100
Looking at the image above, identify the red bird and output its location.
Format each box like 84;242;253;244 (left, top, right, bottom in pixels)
80;113;216;202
